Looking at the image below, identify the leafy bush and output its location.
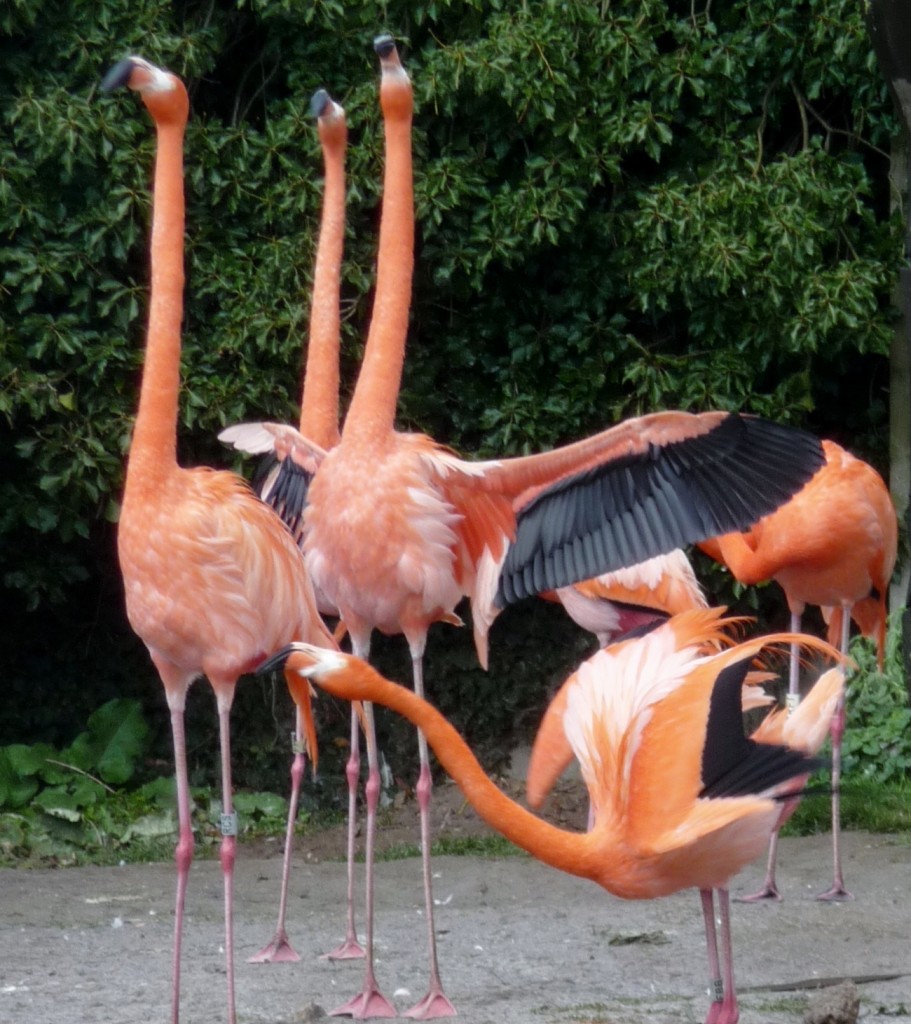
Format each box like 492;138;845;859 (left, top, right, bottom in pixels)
1;1;901;773
841;615;911;784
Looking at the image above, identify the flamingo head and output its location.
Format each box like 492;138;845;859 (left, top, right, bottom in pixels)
258;642;350;682
374;34;412;116
311;88;347;146
102;56;188;124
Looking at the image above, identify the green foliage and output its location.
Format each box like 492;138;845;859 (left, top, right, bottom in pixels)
1;0;899;613
0;694;306;865
0;698;149;813
840;618;911;784
1;1;902;765
784;616;911;836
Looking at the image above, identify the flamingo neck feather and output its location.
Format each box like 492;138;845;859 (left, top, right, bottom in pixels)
126;115;185;482
342;100;412;442
300;117;345;448
308;656;604;881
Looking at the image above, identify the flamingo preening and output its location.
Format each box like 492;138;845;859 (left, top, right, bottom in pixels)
103;56;335;1024
223;33;825;1020
259;610;842;1024
698;439;897;901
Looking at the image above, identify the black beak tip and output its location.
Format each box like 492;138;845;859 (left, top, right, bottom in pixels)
309;88;331;119
101;58;135;94
256;647;292;676
373;34;396;58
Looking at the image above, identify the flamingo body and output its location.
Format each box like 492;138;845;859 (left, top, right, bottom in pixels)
699;439;896;901
105;55;333;1022
260;610;840;1024
699;440;896;662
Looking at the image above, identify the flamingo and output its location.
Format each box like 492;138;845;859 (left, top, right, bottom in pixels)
102;56;336;1024
697;439;897;901
547;548;708;647
242;89;366;967
259;610;842;1024
223;33;826;1020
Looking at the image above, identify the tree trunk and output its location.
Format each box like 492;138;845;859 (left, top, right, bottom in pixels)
866;0;911;616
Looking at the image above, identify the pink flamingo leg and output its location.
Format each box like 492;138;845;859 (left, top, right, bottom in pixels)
818;609;853;901
215;695;238;1024
323;704;366;960
700;889;725;1024
403;653;456;1020
738;609;802;903
330;698;396;1019
715;889;740;1024
248;707;306;963
168;704;194;1024
736;830;782;903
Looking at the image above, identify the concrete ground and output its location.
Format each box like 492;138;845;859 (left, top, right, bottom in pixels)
0;827;909;1024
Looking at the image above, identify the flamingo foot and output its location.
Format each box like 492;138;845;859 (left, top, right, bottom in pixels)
735;883;782;904
816;882;854;902
320;935;366;961
402;985;457;1020
705;1001;738;1024
704;1000;724;1024
247;928;300;963
330;987;397;1019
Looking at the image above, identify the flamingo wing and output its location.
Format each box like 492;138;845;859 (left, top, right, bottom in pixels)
489;411;823;605
219;422;327;542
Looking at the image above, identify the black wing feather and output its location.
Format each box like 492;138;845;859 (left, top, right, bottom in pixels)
700;660;820;799
251;454;314;544
496;415;823;605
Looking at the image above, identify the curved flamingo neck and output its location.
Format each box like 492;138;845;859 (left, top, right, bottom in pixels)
126;110;186;484
315;659;604;882
300;114;345;449
342;76;413;444
711;531;770;585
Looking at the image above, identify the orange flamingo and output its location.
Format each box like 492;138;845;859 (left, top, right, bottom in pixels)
225;34;825;1020
102;56;335;1024
236;89;365;967
259;610;841;1024
547;548;707;647
698;439;897;901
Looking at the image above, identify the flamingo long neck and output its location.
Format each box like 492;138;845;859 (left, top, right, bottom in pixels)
317;661;604;882
342;69;413;444
125;113;185;485
711;531;770;585
300;115;345;449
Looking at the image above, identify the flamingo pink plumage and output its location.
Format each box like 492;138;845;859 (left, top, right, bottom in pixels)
103;56;335;1024
698;438;897;900
260;610;841;1024
223;33;826;1020
547;548;707;647
243;89;365;967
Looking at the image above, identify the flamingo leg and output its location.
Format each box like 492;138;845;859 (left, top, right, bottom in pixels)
323;703;366;960
168;704;194;1024
403;653;456;1020
248;707;306;963
739;608;802;904
735;830;782;903
715;889;740;1023
787;609;802;700
215;694;238;1024
331;698;396;1019
700;889;725;1024
818;606;853;901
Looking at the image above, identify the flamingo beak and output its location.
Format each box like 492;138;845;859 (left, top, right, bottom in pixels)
256;644;299;676
101;58;136;93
